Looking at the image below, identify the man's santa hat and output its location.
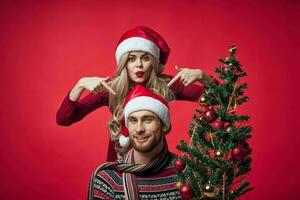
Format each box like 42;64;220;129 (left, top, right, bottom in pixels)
119;84;170;147
115;26;170;67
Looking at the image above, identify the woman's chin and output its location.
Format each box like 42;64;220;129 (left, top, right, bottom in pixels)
132;78;145;83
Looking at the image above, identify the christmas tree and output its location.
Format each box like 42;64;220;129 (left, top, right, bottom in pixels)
175;46;253;200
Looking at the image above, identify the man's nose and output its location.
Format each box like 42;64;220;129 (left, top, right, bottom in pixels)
136;121;145;133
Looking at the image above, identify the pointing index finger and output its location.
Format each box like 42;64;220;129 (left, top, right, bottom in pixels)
101;80;116;95
175;65;183;72
167;71;182;87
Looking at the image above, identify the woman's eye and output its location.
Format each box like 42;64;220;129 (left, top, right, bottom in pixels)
143;56;150;61
128;57;135;62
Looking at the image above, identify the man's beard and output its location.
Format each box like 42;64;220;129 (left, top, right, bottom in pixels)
130;129;163;153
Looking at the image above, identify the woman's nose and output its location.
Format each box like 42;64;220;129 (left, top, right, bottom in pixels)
136;58;142;68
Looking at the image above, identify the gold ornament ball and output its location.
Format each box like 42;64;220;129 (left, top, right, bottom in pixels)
226;125;234;132
215;150;223;157
198;116;205;124
203;191;217;198
176;181;184;189
203;183;218;198
199;96;207;106
204;184;213;192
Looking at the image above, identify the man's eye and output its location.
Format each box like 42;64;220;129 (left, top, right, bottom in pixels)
145;118;153;123
129;118;137;123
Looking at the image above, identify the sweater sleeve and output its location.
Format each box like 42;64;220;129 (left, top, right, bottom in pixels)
56;90;109;126
169;75;205;102
90;170;115;200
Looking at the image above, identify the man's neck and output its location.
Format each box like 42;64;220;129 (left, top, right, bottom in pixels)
133;140;164;164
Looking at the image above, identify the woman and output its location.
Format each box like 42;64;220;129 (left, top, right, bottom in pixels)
56;26;212;161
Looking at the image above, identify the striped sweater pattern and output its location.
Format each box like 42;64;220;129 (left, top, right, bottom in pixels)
91;154;184;200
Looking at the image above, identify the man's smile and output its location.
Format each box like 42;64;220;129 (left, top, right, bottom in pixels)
134;135;150;142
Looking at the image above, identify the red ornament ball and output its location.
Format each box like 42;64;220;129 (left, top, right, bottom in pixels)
174;158;186;172
242;142;250;151
180;184;193;199
212;78;220;86
231;146;246;161
203;108;217;123
211;119;224;129
204;132;214;143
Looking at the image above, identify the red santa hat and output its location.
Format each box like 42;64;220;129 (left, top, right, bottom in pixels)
119;84;170;147
115;26;170;67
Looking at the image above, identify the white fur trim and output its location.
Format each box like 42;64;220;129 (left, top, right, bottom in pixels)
116;37;160;64
119;135;130;148
124;96;170;129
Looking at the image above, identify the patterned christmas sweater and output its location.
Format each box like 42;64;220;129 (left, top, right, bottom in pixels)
90;153;188;200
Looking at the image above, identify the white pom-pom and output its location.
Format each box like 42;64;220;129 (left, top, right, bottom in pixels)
119;135;130;148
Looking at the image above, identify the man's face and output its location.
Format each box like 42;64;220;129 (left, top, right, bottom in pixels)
127;110;163;153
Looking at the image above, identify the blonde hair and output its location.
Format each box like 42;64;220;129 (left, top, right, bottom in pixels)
108;52;175;141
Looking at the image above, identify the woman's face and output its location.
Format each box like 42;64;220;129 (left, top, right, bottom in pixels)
126;51;152;83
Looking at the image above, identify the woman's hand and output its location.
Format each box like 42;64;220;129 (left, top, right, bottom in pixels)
69;77;116;101
167;66;210;87
78;77;116;95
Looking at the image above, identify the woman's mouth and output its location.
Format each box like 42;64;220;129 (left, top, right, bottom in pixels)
135;71;144;78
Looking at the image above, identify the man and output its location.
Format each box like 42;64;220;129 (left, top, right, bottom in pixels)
88;84;187;200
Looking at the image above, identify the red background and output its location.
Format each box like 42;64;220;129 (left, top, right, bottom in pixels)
0;1;299;199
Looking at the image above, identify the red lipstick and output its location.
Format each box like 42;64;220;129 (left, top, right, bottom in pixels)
135;71;144;78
